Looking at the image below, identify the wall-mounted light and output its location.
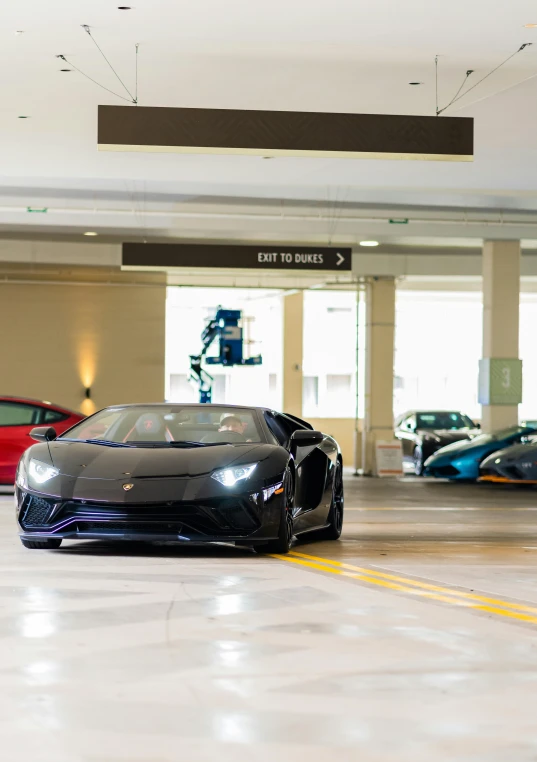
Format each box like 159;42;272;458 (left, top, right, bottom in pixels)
85;387;91;400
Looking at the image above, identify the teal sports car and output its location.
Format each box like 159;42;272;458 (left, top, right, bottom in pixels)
423;425;537;481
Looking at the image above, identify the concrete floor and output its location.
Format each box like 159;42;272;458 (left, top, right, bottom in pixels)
2;476;537;761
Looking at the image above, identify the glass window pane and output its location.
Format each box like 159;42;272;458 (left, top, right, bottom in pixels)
43;409;67;424
0;402;40;426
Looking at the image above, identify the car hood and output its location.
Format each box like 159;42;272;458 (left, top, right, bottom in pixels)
44;440;270;479
482;443;537;467
417;429;478;444
426;436;486;460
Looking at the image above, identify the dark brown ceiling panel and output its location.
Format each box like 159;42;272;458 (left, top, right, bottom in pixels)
98;106;473;162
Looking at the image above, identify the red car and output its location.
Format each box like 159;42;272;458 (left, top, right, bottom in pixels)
0;396;84;485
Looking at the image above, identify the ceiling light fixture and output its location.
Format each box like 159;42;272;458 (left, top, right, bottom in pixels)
524;23;537;28
60;69;72;72
409;82;423;86
18;115;29;119
83;231;98;236
117;6;132;9
15;30;24;36
359;240;380;247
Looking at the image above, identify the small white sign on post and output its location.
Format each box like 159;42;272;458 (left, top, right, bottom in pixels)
375;440;403;478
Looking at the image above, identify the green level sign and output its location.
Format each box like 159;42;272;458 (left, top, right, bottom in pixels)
478;358;523;406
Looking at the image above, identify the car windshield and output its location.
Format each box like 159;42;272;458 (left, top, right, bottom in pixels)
60;405;263;446
416;412;475;430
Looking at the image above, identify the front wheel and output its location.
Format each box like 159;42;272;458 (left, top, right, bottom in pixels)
260;469;294;554
413;446;424;477
319;461;344;541
20;538;62;550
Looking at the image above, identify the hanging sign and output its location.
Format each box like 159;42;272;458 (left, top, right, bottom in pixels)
122;243;352;272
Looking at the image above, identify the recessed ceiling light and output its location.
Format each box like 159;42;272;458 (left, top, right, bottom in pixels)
15;30;24;36
524;23;537;28
83;231;98;237
409;82;423;86
118;6;132;9
60;69;72;72
359;240;379;247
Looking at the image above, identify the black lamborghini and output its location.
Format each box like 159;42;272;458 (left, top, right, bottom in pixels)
15;404;344;554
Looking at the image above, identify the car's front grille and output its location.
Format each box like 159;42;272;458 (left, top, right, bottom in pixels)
20;495;56;527
56;498;261;537
432;465;460;477
504;466;526;480
77;521;189;534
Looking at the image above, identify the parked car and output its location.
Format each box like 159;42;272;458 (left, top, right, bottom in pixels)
479;436;537;485
424;425;537;481
395;410;479;476
0;396;84;485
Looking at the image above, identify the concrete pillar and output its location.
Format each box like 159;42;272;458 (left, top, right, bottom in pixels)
481;240;521;432
283;291;303;417
362;278;396;474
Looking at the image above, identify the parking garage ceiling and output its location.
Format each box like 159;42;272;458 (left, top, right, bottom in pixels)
2;1;537;242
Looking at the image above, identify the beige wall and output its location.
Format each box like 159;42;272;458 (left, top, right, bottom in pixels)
308;417;361;467
0;272;166;414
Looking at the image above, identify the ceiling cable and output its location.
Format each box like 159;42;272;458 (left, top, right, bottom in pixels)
438;43;532;116
135;43;139;105
56;55;134;103
81;25;136;103
435;55;439;116
440;69;475;114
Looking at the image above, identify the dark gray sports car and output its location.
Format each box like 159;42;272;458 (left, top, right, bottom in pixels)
15;404;344;554
479;435;537;485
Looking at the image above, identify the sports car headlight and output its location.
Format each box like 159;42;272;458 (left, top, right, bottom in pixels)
211;463;257;487
27;459;60;485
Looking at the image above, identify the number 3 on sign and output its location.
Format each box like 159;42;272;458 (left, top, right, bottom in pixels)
501;366;511;390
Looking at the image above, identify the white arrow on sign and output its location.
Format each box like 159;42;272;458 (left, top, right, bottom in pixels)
336;252;345;267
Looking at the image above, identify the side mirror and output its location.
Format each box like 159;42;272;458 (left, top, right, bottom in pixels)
290;429;324;448
30;426;57;443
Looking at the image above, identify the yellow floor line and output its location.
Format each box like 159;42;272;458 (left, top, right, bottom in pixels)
288;550;537;614
271;551;537;625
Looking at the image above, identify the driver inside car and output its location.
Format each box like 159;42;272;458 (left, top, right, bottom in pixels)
219;415;246;435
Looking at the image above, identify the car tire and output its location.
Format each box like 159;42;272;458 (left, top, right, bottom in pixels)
20;538;62;550
318;460;344;541
260;468;294;555
413;446;424;477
